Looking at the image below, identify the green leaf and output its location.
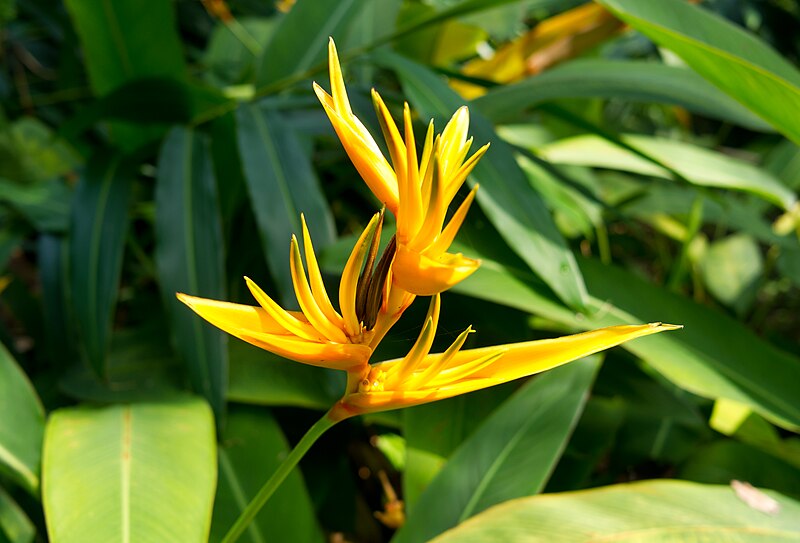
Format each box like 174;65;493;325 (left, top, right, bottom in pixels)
431;480;800;542
394;358;600;543
700;234;763;313
0;486;34;543
474;59;772;131
235;103;335;303
255;0;364;87
450;243;800;431
38;234;76;366
227;340;341;411
376;50;587;309
0;343;44;495
597;0;800;146
69;152;133;379
155;128;228;418
0;179;71;233
537;134;797;210
402;386;512;510
210;406;323;543
63;0;186;95
63;0;187;149
43;398;216;543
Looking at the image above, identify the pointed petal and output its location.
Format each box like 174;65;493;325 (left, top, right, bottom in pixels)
429;184;478;255
401;103;423;241
244;276;325;342
301;215;344;328
372;90;406;181
444;142;490;204
386;294;440;389
290;236;349;344
177;293;297;336
404;325;474;389
393;245;480;296
237;329;371;370
340;212;383;336
328;38;352;115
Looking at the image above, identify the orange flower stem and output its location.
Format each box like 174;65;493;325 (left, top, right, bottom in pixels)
220;410;340;543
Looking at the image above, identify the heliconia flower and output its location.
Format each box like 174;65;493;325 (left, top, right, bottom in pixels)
329;295;682;420
313;38;489;296
177;211;414;372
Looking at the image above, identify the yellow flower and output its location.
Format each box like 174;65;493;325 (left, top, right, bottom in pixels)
313;39;488;296
329;295;681;420
177;211;413;372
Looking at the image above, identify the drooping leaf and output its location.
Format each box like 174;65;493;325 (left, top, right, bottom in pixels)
450;237;800;432
395;357;600;543
431;480;800;542
42;398;216;543
0;343;44;495
69;152;134;379
210;406;323;543
155;127;228;418
235;103;335;303
473;59;772;131
376;50;587;309
537;134;797;210
597;0;800;145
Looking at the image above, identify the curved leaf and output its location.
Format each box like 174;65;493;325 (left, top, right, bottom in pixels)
394;358;600;543
43;398;216;543
235;104;335;303
0;486;35;543
474;59;772;131
70;152;133;378
156;128;228;418
0;343;44;495
376;50;587;309
597;0;800;145
210;406;323;543
537;134;797;210
432;480;800;542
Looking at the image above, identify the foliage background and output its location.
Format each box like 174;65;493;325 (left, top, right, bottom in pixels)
1;0;799;541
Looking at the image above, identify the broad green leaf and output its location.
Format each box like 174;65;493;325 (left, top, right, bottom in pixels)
0;486;34;543
402;386;513;510
63;0;186;149
156;128;228;418
700;234;763;313
376;50;587;309
450;241;800;431
431;480;800;542
235;103;335;303
597;0;800;146
69;152;133;379
255;0;364;87
227;340;340;410
537;134;797;210
210;406;323;543
63;0;185;95
0;343;44;495
394;358;600;543
43;398;216;543
474;59;772;131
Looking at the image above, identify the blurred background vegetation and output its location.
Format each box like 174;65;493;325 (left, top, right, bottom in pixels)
1;0;799;541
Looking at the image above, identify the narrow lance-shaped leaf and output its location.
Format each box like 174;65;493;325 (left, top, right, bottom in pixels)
42;399;216;543
236;103;335;303
69;152;134;379
473;59;773;131
0;486;35;543
432;480;800;542
210;406;323;543
255;0;365;87
394;357;600;543
0;343;44;495
156;128;228;419
375;50;587;309
597;0;800;146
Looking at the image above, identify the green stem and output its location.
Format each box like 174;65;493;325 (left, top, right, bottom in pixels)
220;411;338;543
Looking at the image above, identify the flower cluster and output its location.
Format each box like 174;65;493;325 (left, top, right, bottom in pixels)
179;39;679;421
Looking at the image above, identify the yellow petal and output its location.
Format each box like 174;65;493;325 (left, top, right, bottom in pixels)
176;293;299;336
327;38;352;115
290;236;349;344
236;329;371;370
429;184;478;255
300;215;344;328
244;276;324;342
340;212;383;336
393;245;480;296
372;90;406;182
